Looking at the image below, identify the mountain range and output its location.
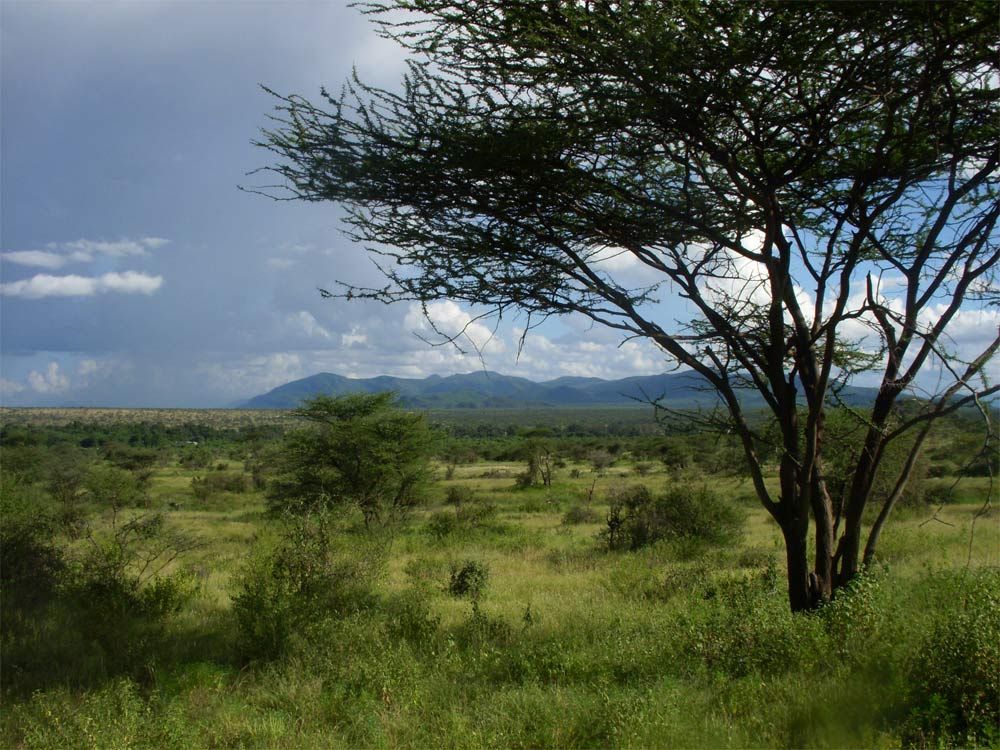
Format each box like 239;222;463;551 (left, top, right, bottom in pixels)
240;370;878;410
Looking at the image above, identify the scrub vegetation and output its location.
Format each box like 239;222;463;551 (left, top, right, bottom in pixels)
1;402;997;748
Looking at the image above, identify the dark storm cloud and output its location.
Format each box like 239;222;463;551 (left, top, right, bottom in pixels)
0;1;670;406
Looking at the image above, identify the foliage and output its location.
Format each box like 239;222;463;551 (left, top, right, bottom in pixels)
0;477;65;623
448;559;490;599
44;446;91;507
445;484;475;506
684;568;824;679
562;504;601;525
515;437;555;488
603;484;745;551
231;511;385;660
65;509;200;650
1;412;999;747
102;443;159;488
190;471;249;501
266;393;435;525
84;463;147;509
823;408;930;514
901;570;1000;748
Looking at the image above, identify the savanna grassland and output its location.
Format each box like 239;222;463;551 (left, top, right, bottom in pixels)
1;406;997;749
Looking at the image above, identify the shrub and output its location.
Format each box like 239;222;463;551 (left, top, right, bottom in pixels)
448;559;489;599
101;444;158;488
562;504;601;525
427;498;498;541
589;449;614;473
85;464;145;510
685;568;822;679
384;589;441;646
0;477;64;623
738;546;775;569
231;511;384;660
178;446;212;469
458;600;512;647
901;571;1000;748
427;510;459;540
602;483;745;551
66;513;199;644
456;500;497;525
633;461;653;476
445;484;475;506
190;471;248;501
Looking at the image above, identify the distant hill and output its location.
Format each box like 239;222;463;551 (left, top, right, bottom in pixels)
240;370;878;410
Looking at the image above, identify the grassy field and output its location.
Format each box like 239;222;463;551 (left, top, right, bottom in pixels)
3;439;998;750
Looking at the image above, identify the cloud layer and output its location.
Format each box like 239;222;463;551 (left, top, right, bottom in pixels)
2;237;168;268
1;271;163;298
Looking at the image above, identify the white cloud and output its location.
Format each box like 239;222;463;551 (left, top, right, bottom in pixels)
2;237;170;269
0;378;26;396
0;271;163;298
267;257;297;270
62;237;166;258
590;245;641;273
27;363;70;393
341;327;367;347
1;250;67;269
99;271;163;295
404;300;505;354
291;310;332;340
198;352;306;398
512;328;665;380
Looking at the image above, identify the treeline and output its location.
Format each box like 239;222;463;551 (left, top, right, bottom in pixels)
2;406;994;484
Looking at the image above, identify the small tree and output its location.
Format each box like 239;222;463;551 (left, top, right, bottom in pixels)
267;393;435;525
516;430;556;488
255;2;998;609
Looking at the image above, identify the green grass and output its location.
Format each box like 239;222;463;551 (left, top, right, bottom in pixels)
2;454;998;749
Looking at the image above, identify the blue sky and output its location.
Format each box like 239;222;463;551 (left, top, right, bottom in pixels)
1;1;669;407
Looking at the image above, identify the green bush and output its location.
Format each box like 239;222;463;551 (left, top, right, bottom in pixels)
427;510;459;540
458;600;512;647
448;559;489;599
602;483;745;551
383;589;441;646
901;570;1000;748
562;504;601;525
0;477;64;623
178;445;212;469
445;484;475;506
231;512;384;660
64;512;199;659
84;464;146;509
684;568;823;679
428;494;498;540
456;499;498;525
191;471;248;501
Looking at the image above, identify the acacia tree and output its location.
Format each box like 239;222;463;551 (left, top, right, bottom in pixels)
267;393;435;526
253;1;999;610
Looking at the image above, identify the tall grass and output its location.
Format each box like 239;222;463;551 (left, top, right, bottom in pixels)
2;452;997;749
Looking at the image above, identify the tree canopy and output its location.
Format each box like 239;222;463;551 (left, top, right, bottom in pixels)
254;1;999;609
267;393;435;525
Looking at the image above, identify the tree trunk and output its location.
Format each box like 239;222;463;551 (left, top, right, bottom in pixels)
781;517;814;612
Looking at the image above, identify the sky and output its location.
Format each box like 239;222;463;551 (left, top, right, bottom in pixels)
1;0;669;407
2;2;994;408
